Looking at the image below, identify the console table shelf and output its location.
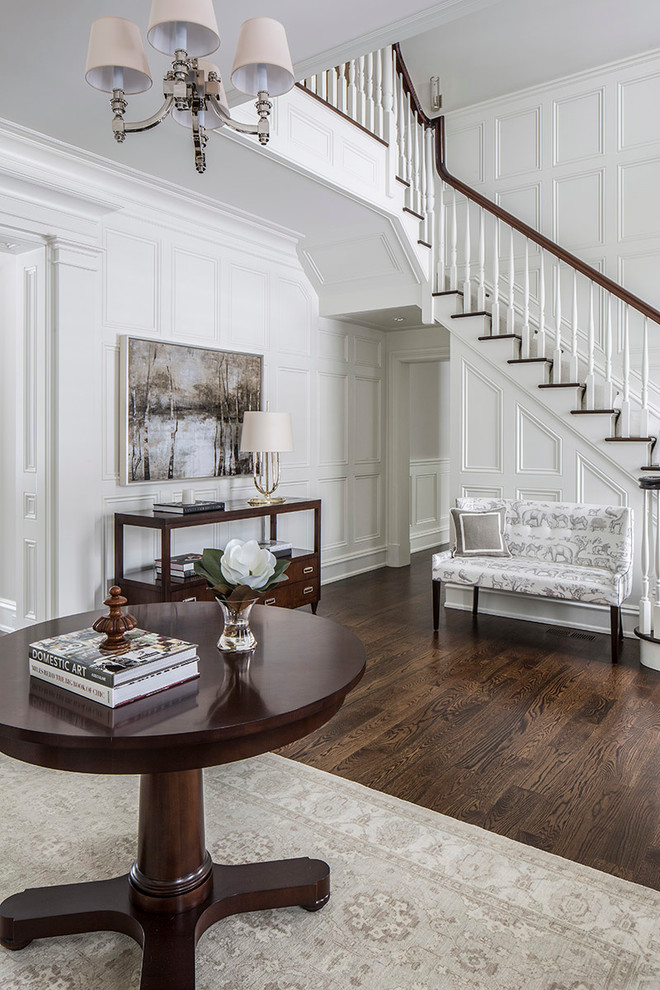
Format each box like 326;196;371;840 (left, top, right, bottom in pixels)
114;498;321;612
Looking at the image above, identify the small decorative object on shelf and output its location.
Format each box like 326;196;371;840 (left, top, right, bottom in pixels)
194;541;290;652
92;587;138;654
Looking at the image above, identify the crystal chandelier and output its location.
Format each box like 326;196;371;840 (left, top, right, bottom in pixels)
85;1;295;174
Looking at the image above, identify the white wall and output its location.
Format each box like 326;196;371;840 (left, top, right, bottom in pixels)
0;253;16;629
445;48;660;365
409;360;450;551
0;128;387;626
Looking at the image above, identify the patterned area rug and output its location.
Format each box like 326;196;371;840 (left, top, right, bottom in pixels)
1;752;659;989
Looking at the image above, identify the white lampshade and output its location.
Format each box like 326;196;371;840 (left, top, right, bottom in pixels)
240;411;293;453
85;17;152;94
171;61;229;130
147;0;220;56
231;18;295;97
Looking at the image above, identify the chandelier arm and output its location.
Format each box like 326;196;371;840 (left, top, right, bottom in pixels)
122;96;176;134
219;116;260;136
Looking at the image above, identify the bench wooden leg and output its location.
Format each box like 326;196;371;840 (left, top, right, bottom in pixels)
432;580;440;631
473;586;479;616
610;606;620;663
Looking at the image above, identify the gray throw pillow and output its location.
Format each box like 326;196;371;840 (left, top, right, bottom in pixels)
450;507;510;557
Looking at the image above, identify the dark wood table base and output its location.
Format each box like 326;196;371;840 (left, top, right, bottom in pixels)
0;768;330;989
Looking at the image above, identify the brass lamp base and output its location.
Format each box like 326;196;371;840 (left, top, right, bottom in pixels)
247;495;286;506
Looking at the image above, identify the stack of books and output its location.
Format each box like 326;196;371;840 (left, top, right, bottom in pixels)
28;627;199;708
154;500;225;514
155;552;202;580
258;539;293;558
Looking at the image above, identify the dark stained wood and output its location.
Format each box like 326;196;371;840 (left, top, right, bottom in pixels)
478;333;521;341
114;497;322;612
0;604;363;985
294;82;388;146
279;550;660;891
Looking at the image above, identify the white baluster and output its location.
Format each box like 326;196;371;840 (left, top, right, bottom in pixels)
641;316;650;436
437;180;446;292
506;226;515;334
419;126;428;242
654;491;660;636
585;282;595;409
604;294;614;407
521;239;530;357
620;305;631;436
477;208;486;312
328;66;338;108
409;98;419;213
552;259;562;383
537;249;545;357
347;59;357;119
491;216;500;334
357;56;366;124
309;74;318;95
462;198;471;309
319;70;328;102
382;46;393;145
449;188;458;292
641;488;652;635
425;127;435;253
365;52;374;132
569;269;579;382
396;77;406;179
374;48;384;138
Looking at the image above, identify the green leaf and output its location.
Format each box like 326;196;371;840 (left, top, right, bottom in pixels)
195;549;225;586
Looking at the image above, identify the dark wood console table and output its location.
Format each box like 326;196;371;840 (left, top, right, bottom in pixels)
114;497;321;612
0;603;365;989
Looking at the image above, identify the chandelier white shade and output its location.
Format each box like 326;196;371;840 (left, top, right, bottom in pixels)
85;17;153;94
240;412;294;453
84;1;295;173
146;0;221;57
231;18;295;97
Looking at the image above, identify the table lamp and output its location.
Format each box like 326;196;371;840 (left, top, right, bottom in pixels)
240;411;293;505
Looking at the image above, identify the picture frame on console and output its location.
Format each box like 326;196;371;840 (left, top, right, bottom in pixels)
119;336;262;485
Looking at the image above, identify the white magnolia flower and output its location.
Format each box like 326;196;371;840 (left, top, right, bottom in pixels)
220;539;276;590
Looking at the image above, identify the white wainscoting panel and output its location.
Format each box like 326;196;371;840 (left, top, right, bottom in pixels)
229;265;269;349
553;170;604;248
461;485;504;498
317;372;348;466
553;89;604;166
516;487;563;501
495;107;541;178
318;327;349;362
173;248;217;341
355;335;382;368
355;376;381;463
618;72;660;151
277;278;311;356
619;157;660;242
576;452;628;505
318;477;348;550
515;404;562;475
410;457;449;552
104;230;158;331
354;474;381;543
277;366;311;469
461;361;503;473
446;122;485;185
103;343;120;482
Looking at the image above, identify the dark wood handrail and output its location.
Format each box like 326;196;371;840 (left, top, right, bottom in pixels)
392;44;660;327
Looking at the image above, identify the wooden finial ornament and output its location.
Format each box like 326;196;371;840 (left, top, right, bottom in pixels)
92;586;138;654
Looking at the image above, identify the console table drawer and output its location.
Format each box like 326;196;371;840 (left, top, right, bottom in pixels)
262;577;320;609
283;556;318;583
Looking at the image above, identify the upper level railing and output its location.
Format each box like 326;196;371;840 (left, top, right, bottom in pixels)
301;44;660;436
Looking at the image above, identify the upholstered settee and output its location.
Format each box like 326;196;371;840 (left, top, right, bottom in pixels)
432;498;634;663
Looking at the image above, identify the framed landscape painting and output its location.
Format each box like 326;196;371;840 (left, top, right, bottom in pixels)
120;337;262;484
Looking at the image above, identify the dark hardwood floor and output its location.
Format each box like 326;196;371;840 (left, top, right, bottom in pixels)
279;550;660;891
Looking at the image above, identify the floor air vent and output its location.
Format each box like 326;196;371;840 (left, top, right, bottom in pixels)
546;627;596;642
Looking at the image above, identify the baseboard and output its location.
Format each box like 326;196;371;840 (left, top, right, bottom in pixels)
0;597;17;633
321;547;388;585
443;585;638;639
410;526;449;554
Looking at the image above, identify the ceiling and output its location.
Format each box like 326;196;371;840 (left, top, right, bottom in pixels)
2;0;659;239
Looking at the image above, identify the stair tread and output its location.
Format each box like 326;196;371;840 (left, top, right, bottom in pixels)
538;382;584;389
571;409;619;415
640;465;660;470
418;239;432;248
508;358;552;364
478;333;521;341
605;436;657;443
395;175;411;187
452;311;490;320
432;290;463;297
403;206;424;221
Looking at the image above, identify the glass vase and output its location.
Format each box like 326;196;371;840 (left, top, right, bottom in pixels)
217;599;258;653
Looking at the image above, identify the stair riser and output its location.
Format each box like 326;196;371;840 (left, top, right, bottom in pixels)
432;295;465;326
597;439;655;472
572;416;618;444
536;389;585;418
509;364;551;389
476;337;521;361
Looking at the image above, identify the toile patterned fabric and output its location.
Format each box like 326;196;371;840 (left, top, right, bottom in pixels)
1;753;660;989
435;498;634;606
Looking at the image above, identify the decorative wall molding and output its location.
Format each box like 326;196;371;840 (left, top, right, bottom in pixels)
22;265;37;474
461;360;503;473
576;451;628;505
515;404;562;475
552;88;604;166
495;106;541;179
516;487;563;501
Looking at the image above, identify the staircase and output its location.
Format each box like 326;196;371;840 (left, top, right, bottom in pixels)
298;45;660;659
